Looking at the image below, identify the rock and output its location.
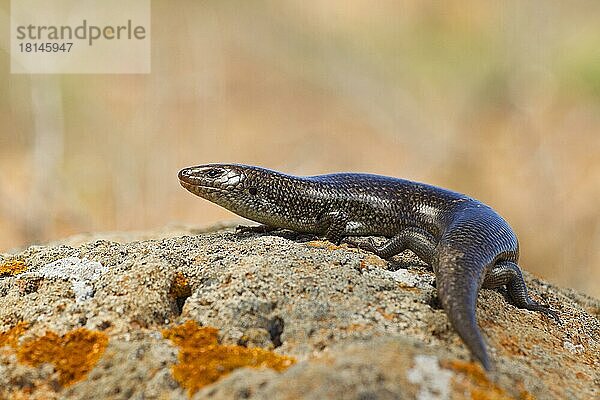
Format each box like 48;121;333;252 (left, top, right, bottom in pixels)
0;226;598;399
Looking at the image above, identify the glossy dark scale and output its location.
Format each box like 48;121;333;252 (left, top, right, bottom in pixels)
179;163;559;371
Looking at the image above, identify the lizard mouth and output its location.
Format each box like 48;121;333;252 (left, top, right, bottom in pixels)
178;169;211;188
178;168;199;185
178;178;227;197
179;179;216;190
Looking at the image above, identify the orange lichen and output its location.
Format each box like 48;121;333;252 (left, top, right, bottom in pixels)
498;337;527;356
359;256;389;271
0;321;29;348
376;307;395;321
443;360;533;400
305;240;346;251
306;240;329;248
519;390;536;400
341;323;372;332
163;320;296;396
16;328;108;386
169;272;192;299
364;255;388;268
0;260;28;277
1;323;107;389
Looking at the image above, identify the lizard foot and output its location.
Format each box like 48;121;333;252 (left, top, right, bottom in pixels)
522;302;561;323
343;237;377;252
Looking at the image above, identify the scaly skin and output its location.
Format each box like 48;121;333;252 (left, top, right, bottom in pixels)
178;163;559;370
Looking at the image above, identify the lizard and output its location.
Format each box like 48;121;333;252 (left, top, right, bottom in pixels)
178;163;559;371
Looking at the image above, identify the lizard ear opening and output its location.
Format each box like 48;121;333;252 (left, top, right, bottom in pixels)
248;187;258;195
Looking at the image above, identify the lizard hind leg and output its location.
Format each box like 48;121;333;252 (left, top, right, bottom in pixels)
347;226;436;263
483;261;560;322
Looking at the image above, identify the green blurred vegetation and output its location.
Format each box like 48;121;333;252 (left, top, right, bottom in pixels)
0;0;599;296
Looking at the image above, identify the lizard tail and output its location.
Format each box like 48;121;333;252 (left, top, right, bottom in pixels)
434;243;492;371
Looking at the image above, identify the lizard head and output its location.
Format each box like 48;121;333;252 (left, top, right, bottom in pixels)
179;164;247;200
178;163;290;223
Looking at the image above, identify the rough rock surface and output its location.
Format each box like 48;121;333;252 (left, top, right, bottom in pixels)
0;225;598;400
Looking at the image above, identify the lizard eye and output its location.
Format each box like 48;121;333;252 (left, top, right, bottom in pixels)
248;187;258;195
205;168;224;178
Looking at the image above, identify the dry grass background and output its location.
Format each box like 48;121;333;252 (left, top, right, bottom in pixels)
0;1;599;296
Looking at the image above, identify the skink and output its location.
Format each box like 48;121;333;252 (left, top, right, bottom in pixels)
178;163;559;370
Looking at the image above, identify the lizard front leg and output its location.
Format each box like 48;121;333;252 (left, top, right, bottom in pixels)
317;210;349;244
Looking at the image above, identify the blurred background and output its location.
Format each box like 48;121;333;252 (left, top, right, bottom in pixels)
0;1;598;297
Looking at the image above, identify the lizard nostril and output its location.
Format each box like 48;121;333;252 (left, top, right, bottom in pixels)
178;168;196;183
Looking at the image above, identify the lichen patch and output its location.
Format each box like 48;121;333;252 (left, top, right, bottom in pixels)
0;321;29;348
169;272;192;299
0;259;28;277
163;320;296;396
23;256;108;302
16;328;109;386
0;323;108;387
443;360;532;400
